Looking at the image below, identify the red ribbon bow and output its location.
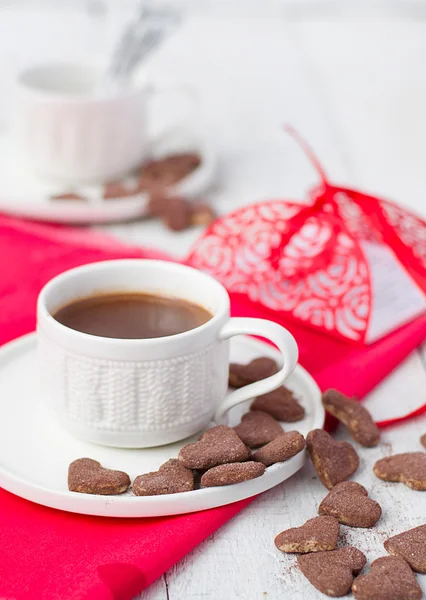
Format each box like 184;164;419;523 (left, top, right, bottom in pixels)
268;126;426;295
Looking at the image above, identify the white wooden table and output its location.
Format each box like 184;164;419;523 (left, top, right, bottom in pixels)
0;3;425;598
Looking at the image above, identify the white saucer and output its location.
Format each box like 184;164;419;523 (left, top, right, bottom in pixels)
0;128;216;224
0;333;323;518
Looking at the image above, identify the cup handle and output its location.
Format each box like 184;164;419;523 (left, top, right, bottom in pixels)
145;82;199;150
214;318;299;423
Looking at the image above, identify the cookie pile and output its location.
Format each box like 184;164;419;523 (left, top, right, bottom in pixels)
68;356;307;497
66;362;426;597
51;152;216;232
274;389;426;598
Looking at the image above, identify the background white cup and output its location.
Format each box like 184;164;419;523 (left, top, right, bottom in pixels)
37;260;298;448
14;63;196;183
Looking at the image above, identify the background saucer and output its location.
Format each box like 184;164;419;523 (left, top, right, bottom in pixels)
0;129;216;224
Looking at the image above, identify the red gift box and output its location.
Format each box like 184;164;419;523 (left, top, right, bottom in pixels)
187;127;426;345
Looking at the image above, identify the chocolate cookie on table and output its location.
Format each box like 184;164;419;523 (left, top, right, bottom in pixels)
251;387;305;422
322;389;380;447
228;357;278;388
275;516;340;554
318;481;382;527
200;461;265;487
147;194;216;232
384;525;426;573
68;458;130;495
298;546;366;597
160;196;193;231
178;425;250;470
373;452;426;490
133;459;194;496
190;202;216;226
421;433;426;449
351;556;422;600
234;411;283;448
253;431;306;466
306;429;360;489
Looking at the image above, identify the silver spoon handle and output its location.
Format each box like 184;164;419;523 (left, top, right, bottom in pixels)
105;2;181;88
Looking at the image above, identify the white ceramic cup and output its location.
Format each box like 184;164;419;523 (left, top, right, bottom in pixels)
14;63;195;183
37;260;298;448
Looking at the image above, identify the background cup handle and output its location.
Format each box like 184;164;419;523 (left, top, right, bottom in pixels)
145;82;199;150
214;318;299;423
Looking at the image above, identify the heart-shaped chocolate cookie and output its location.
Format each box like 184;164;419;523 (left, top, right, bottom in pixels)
373;452;426;490
253;431;306;466
322;389;380;447
352;556;422;600
251;387;305;422
421;433;426;449
178;425;251;470
318;481;382;527
229;357;278;388
384;525;426;573
234;411;283;448
139;152;201;186
298;546;366;597
306;429;360;489
275;516;340;554
68;458;130;495
200;461;265;487
133;459;194;496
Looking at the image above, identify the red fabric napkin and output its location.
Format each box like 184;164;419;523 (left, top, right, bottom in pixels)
0;215;425;600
